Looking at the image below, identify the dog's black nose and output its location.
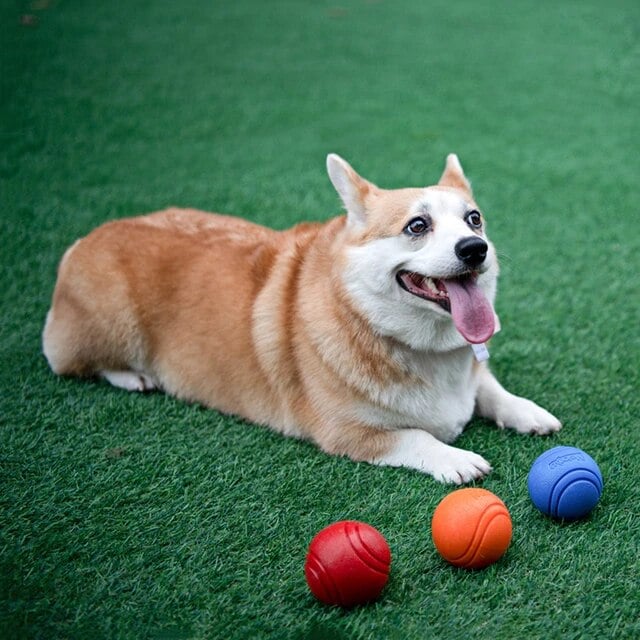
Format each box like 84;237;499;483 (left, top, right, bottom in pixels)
455;236;488;268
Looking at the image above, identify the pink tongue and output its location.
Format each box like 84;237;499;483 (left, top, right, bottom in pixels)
443;278;495;344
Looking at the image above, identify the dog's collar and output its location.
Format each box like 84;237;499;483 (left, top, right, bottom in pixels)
471;343;490;362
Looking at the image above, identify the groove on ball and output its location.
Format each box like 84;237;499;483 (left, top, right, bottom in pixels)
344;521;391;575
304;550;343;605
549;468;603;518
451;504;511;567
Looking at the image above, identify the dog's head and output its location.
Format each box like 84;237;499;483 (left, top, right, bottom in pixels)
328;153;499;352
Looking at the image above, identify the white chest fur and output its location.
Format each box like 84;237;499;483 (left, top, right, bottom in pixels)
354;346;479;444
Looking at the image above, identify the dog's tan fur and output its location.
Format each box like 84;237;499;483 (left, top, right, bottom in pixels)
43;155;561;483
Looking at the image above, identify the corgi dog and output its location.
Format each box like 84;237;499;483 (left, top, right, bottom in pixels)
43;154;561;483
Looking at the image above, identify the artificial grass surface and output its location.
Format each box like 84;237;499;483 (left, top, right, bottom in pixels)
1;0;639;638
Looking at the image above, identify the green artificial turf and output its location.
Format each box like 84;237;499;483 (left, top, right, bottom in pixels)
1;0;639;638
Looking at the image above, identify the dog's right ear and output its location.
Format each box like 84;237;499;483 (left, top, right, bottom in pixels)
326;154;376;227
438;153;473;198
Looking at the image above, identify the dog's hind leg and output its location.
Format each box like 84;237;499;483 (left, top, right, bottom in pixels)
101;370;157;392
43;239;152;387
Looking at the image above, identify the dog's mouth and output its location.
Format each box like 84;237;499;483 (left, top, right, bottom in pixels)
396;270;496;344
397;271;452;312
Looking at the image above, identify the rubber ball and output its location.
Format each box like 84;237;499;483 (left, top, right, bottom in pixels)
431;488;512;569
304;520;391;607
528;445;603;520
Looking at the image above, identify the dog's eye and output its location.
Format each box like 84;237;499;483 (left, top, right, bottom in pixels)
404;216;431;237
465;210;483;229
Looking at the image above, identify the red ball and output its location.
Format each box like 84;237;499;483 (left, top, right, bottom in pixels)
304;520;391;607
431;488;512;570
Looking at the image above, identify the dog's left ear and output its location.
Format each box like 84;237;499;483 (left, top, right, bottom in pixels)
438;154;473;198
327;154;378;228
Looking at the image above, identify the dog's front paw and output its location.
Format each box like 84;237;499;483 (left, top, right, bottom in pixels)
476;370;562;438
496;396;562;435
430;447;493;485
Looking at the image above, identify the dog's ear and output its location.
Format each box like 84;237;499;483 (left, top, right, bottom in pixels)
326;154;377;227
438;154;473;198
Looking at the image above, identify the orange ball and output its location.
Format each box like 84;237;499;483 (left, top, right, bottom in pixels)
431;488;512;569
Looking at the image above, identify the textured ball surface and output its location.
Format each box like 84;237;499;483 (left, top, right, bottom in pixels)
528;446;603;520
431;488;512;569
304;520;391;607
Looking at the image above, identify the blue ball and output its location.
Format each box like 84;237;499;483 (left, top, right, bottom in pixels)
527;446;603;520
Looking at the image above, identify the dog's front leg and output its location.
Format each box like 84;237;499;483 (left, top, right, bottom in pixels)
316;422;491;484
375;429;493;484
320;422;492;484
474;364;562;435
